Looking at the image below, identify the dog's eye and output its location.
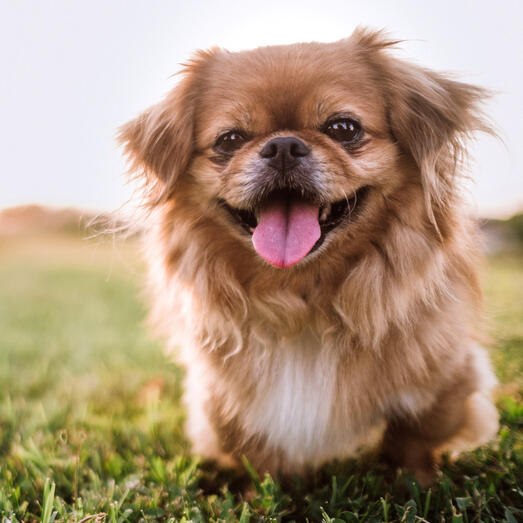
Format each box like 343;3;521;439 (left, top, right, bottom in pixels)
214;130;248;154
324;118;362;145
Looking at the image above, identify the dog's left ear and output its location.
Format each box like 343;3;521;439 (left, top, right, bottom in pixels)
386;61;491;216
118;49;215;205
352;29;492;221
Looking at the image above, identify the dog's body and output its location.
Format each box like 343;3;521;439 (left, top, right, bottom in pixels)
120;29;498;484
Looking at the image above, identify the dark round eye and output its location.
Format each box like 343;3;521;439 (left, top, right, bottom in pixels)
324;118;362;144
214;130;248;154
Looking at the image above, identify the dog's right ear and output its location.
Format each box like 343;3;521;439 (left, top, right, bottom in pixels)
118;50;214;204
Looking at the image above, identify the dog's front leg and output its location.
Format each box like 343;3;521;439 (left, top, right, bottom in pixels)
381;348;498;486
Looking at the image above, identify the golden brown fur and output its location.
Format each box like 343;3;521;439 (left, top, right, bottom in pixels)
119;28;498;484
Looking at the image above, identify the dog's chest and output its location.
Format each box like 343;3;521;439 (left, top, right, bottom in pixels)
241;332;359;466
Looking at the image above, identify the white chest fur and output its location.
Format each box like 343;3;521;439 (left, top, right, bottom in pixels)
240;331;363;467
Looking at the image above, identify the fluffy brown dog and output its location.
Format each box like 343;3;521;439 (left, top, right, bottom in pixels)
119;28;498;484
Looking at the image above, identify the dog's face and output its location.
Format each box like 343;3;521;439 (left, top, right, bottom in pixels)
192;43;400;269
120;29;487;272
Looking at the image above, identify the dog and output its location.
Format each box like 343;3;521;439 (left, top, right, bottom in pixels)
119;28;498;485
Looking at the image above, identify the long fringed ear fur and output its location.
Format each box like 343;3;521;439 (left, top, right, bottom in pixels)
117;49;216;206
352;28;493;224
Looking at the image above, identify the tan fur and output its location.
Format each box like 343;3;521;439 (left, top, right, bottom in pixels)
119;28;498;484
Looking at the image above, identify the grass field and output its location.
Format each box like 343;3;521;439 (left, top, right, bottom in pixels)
0;231;521;522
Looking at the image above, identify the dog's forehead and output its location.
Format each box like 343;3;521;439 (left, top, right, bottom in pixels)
195;43;385;142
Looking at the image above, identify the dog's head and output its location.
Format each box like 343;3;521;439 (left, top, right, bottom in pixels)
120;29;488;271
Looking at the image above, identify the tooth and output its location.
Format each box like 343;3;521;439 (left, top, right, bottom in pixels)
320;203;331;222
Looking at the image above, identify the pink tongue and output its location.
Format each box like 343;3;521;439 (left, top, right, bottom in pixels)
252;195;321;268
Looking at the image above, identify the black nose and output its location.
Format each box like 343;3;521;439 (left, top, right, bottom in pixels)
259;136;310;171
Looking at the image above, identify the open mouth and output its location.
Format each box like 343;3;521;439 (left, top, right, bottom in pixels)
219;186;369;268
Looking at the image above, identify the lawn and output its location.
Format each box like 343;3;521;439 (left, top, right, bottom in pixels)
0;231;521;522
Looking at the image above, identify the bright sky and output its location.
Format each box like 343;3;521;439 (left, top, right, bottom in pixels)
1;0;522;217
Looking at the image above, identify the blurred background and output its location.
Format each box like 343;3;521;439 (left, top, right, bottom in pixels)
1;0;522;216
0;1;521;520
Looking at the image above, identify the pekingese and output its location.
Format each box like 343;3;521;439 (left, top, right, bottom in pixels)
119;28;498;485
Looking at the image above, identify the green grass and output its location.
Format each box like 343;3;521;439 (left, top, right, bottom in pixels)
0;232;521;522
